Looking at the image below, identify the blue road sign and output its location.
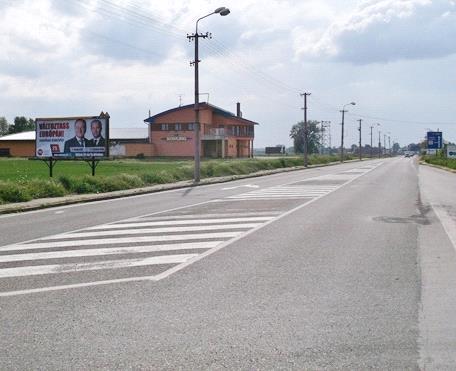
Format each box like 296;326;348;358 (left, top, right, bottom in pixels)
427;131;442;149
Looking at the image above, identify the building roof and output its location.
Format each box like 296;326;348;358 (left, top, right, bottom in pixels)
109;127;148;140
0;131;35;141
144;102;259;125
0;127;149;141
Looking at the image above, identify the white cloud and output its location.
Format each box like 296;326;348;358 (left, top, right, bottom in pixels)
293;0;456;64
0;0;455;147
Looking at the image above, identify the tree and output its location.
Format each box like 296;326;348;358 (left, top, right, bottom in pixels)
0;117;9;136
407;143;421;152
290;120;321;154
8;116;35;134
392;142;400;154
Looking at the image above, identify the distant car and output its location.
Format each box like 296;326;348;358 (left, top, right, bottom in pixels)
404;151;414;157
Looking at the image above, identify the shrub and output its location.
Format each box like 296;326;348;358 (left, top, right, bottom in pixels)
26;179;66;198
0;181;32;203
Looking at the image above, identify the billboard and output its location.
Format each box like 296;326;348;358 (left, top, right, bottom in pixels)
35;113;109;158
447;145;456;159
427;131;442;150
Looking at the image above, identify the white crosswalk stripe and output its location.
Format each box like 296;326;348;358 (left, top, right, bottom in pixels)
227;165;379;201
0;163;383;295
0;254;199;279
44;223;262;239
228;185;340;200
0;242;223;263
86;217;273;230
0;213;278;286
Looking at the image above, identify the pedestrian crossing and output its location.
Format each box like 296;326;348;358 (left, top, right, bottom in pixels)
227;163;380;201
227;185;340;200
0;212;279;294
0;162;382;295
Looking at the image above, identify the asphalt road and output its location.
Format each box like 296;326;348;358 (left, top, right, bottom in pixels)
1;158;455;369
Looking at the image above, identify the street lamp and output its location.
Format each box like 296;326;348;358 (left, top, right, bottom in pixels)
189;7;230;183
340;102;356;163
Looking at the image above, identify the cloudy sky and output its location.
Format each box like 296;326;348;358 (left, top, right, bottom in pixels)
1;0;455;148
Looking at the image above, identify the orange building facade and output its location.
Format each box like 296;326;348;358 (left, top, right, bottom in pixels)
144;103;257;158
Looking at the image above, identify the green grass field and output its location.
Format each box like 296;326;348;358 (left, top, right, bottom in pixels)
423;156;456;170
0;155;347;203
0;158;192;182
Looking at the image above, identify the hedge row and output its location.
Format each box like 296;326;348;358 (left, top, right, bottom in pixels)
0;155;352;204
423;156;456;170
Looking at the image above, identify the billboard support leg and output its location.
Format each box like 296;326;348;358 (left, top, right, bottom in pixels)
42;158;57;177
85;157;100;176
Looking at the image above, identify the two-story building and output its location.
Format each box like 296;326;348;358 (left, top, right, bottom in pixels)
144;102;257;158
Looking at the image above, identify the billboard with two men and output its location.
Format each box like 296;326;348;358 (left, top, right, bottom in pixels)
35;114;109;158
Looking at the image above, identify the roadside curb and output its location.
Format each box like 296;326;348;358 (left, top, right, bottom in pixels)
0;158;366;215
419;161;456;174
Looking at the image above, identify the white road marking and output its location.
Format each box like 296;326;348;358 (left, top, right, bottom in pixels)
0;241;221;263
133;212;281;221
44;223;261;239
0;232;241;252
0;161;384;296
0;254;198;278
429;204;456;252
221;184;259;190
151;162;384;282
86;217;274;230
225;169;379;201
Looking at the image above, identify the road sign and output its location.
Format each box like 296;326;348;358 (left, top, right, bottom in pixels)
448;145;456;159
427;131;442;149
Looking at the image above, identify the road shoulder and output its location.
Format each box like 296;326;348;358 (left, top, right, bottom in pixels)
418;165;456;369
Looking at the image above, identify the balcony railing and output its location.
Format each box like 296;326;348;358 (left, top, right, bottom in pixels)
203;126;254;139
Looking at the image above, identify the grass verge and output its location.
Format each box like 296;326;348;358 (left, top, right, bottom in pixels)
422;156;456;170
0;155;355;204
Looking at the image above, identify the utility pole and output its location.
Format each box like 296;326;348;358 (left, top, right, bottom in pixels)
378;130;382;158
339;102;355;163
321;120;331;154
340;109;345;162
383;134;387;156
358;119;362;161
388;135;391;156
300;92;311;167
186;7;230;183
370;125;374;158
188;29;211;182
178;94;184;107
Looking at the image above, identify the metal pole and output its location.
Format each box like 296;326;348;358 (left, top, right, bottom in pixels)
370;126;373;158
383;134;386;156
358;119;362;161
193;28;201;182
378;130;381;158
340;110;345;162
300;92;310;167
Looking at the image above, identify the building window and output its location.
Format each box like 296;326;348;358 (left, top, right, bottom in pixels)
161;124;169;131
187;123;194;131
175;123;182;131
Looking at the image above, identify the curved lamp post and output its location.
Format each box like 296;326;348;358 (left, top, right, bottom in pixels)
190;7;230;182
340;102;356;162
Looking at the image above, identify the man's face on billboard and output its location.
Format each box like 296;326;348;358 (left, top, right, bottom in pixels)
91;121;102;138
75;120;86;138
